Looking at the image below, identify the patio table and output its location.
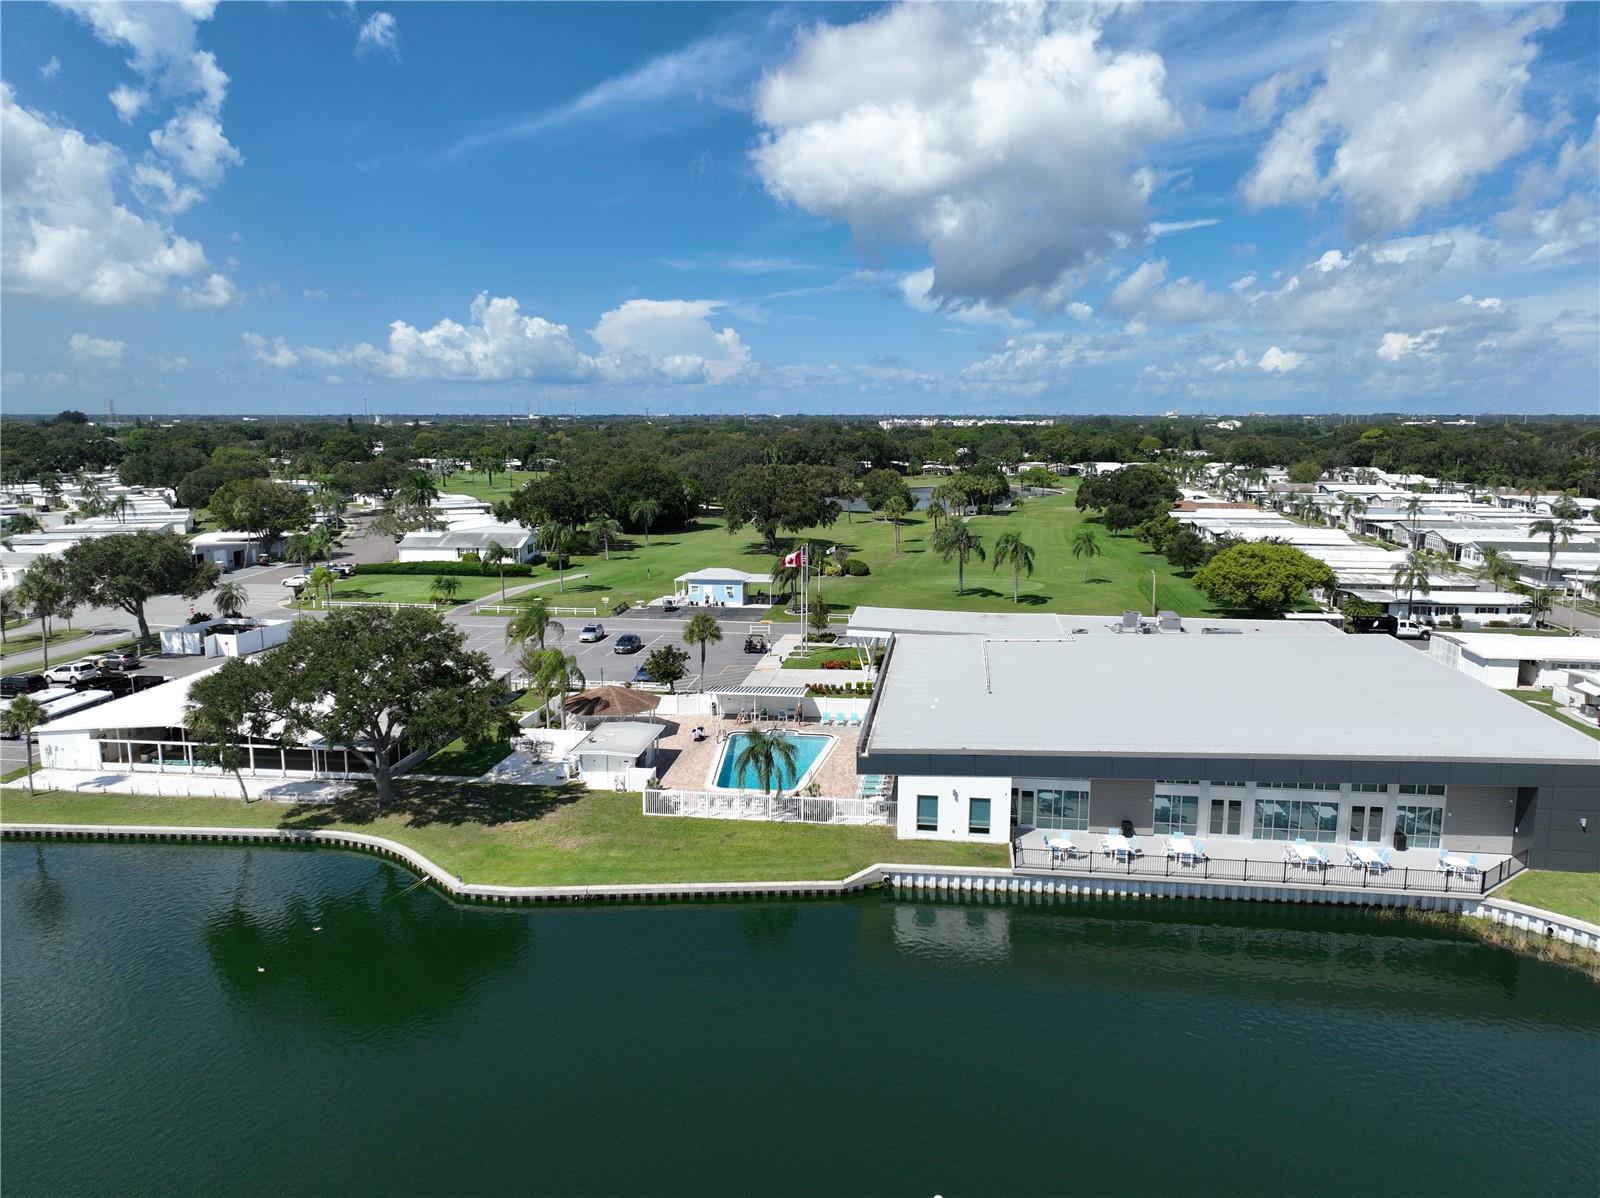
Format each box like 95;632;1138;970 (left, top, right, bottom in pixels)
1442;854;1476;876
1099;835;1136;859
1045;836;1077;859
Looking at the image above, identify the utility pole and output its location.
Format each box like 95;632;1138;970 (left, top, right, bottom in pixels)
1151;570;1157;617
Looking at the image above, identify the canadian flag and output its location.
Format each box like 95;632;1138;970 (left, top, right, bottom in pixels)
782;549;803;568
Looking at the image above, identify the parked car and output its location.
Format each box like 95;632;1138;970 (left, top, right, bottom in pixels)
281;573;312;589
578;623;607;643
613;633;643;654
44;660;102;685
329;562;356;578
661;598;680;614
256;552;272;566
0;673;47;698
1393;618;1431;640
95;651;142;672
630;664;656;686
95;673;169;698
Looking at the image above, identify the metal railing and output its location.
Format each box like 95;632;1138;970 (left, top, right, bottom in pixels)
1011;844;1530;896
643;788;894;826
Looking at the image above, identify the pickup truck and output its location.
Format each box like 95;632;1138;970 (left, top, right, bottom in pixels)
1392;619;1431;640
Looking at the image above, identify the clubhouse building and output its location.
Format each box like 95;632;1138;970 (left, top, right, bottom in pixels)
850;609;1600;872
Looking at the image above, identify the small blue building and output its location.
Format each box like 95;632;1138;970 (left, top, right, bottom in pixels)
674;568;771;607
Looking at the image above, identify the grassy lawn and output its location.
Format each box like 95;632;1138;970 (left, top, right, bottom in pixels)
323;573;503;605
418;736;516;777
506;485;1220;619
781;647;866;669
0;786;1007;887
0;625;91;657
440;469;545;504
1500;689;1600;740
1495;870;1600;925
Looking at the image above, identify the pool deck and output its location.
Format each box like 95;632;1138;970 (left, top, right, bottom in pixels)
657;719;861;798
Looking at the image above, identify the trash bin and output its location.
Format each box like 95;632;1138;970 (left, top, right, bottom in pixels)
1120;818;1135;839
1393;827;1408;851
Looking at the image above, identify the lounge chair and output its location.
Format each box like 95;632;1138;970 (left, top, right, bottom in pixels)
1377;848;1392;872
1192;840;1208;862
1466;853;1481;879
849;712;863;727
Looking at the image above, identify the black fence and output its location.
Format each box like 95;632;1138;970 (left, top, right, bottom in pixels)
1011;844;1530;897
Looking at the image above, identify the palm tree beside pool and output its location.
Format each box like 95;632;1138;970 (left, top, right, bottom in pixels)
731;727;802;797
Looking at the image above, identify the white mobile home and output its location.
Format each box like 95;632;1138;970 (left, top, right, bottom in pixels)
1429;632;1600;690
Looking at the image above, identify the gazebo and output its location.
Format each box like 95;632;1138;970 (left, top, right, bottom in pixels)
563;685;662;721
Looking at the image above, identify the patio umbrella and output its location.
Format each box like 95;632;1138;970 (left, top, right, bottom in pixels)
563;685;662;719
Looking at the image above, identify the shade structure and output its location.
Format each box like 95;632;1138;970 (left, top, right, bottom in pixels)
563;685;662;719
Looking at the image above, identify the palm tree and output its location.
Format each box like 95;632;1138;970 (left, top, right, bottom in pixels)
838;478;862;524
484;541;510;600
399;471;440;510
585;516;622;561
0;588;14;649
507;597;563;650
14;557;71;670
284;530;317;569
1339;494;1368;528
308;565;336;608
1;695;47;796
881;492;911;556
924;496;949;531
733;725;801;798
1404;493;1426;547
543;523;575;592
1528;498;1582;580
629;498;661;546
1071;527;1100;582
430;574;462;606
1392;550;1431;622
772;560;802;612
683;610;723;692
521;646;585;728
932;516;985;594
213;581;248;618
1478;546;1517;590
932;479;968;518
991;531;1036;603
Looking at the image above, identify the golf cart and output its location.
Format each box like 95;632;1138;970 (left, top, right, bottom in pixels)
743;633;769;655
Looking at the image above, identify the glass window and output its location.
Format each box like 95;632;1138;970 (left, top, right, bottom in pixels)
1154;793;1199;836
1351;783;1386;794
1398;784;1446;797
1395;804;1444;848
969;798;991;836
1034;788;1089;831
916;795;938;833
1252;799;1337;842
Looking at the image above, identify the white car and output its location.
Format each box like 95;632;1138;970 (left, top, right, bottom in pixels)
578;623;606;643
281;573;313;589
44;660;102;685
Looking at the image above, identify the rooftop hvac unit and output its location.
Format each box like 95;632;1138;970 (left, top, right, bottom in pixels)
1120;610;1140;630
1159;610;1182;633
1201;627;1243;635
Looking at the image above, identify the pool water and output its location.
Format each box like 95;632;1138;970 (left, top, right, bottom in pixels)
713;732;830;790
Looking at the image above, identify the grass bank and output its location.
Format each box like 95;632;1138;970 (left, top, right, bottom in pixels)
316;573;503;606
1495;870;1600;925
0;786;1006;887
439;469;546;504
1501;689;1600;740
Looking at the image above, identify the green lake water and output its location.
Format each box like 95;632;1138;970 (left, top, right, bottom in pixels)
3;841;1597;1197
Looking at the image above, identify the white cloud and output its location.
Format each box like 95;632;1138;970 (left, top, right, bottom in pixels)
591;299;752;382
1066;301;1094;321
1258;346;1304;373
1149;218;1219;237
1243;6;1558;230
40;56;61;80
1;82;209;305
752;3;1180;309
131;161;202;214
243;333;298;369
179;272;239;308
155;354;189;371
357;12;400;60
1106;259;1228;323
109;83;147;122
1377;330;1440;362
898;268;1029;330
69;332;124;362
57;0;242;190
303;287;329;300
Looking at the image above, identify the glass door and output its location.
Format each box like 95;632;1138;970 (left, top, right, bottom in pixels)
1349;805;1384;843
1012;788;1036;827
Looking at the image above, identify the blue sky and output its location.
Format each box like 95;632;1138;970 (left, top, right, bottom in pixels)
2;1;1596;416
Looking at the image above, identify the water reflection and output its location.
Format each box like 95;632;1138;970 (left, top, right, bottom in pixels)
203;854;528;1035
892;902;1012;963
16;843;68;934
738;903;800;950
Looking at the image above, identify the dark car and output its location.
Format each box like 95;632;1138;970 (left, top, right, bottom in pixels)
94;673;169;698
0;673;47;698
95;651;142;672
613;633;644;654
630;664;656;686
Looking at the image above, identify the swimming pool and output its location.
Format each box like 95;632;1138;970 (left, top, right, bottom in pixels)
711;732;833;791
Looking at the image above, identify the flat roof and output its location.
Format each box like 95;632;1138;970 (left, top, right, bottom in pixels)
576;720;664;758
847;606;1338;639
866;632;1599;766
38;668;208;732
674;567;769;583
1433;633;1600;663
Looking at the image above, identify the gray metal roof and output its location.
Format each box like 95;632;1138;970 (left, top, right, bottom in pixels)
866;631;1600;766
847;606;1338;639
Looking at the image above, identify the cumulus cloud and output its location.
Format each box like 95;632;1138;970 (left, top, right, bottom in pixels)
179;272;240;308
69;332;124;362
898;268;1029;330
751;3;1180;310
1258;346;1304;373
357;12;400;59
252;294;755;386
109;83;147;121
1105;259;1229;323
1;82;209;304
243;333;298;368
1243;6;1558;230
590;299;752;382
40;56;61;80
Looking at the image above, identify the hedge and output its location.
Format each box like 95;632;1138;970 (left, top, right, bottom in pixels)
354;560;536;577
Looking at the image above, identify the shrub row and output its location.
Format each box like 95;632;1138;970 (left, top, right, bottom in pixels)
354;560;536;577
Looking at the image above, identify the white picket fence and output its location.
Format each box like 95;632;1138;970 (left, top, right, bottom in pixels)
473;603;599;617
643;788;893;826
